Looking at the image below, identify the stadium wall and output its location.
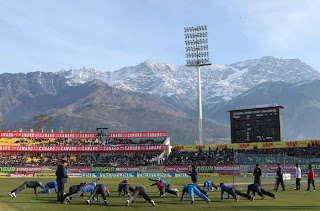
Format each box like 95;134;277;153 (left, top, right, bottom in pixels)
1;164;320;177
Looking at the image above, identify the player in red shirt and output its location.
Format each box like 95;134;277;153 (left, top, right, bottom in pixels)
150;181;178;197
307;165;316;191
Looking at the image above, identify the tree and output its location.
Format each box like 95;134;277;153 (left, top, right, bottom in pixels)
33;115;52;132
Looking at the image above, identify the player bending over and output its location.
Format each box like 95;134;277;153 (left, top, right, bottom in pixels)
87;184;109;205
118;179;134;196
38;181;58;194
150;180;179;197
8;181;44;197
149;178;171;188
180;184;210;204
79;178;99;187
64;183;97;203
69;178;99;194
220;183;254;202
203;179;218;191
247;183;275;200
126;185;155;206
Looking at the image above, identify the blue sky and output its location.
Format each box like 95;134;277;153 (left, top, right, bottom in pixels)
1;0;320;73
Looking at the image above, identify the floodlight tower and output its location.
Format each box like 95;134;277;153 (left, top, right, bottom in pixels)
184;25;211;145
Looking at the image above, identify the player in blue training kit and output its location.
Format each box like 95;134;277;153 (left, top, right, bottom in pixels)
79;178;99;187
180;184;210;204
64;183;97;203
118;182;134;196
149;178;171;188
9;181;44;197
38;181;58;194
69;178;99;193
220;183;254;202
203;179;218;191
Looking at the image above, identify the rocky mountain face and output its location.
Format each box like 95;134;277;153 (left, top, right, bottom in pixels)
0;72;229;144
58;56;320;115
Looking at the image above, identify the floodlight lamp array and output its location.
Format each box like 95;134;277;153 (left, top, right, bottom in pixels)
184;25;210;66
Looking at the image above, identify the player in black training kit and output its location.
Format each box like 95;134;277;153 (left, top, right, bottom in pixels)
247;183;275;200
8;181;44;197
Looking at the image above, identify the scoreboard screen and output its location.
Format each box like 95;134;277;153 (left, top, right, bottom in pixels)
229;106;284;143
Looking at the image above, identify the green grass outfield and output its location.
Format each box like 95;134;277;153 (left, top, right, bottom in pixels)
0;177;319;211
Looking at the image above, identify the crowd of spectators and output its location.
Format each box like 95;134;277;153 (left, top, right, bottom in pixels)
107;138;165;145
9;138;165;146
164;148;234;166
237;143;320;158
164;144;320;166
0;152;160;167
15;138;98;146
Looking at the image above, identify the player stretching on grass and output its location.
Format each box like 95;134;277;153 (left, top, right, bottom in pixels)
180;184;210;204
126;185;156;206
247;183;275;200
150;180;179;197
203;179;218;191
87;184;110;205
149;178;171;188
220;183;254;202
8;181;44;197
118;179;134;196
65;183;106;203
38;181;58;194
69;178;99;193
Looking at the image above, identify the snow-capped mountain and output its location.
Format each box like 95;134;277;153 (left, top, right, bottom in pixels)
57;56;320;112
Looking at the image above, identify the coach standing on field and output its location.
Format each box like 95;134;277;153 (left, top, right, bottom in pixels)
188;165;198;183
253;164;262;185
274;163;285;191
56;160;70;203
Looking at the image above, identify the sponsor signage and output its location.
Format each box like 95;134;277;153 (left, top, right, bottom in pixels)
9;173;34;178
0;132;96;139
300;164;320;173
163;166;189;173
16;166;42;173
189;166;214;173
302;172;320;177
91;166;115;173
68;173;83;177
108;132;167;139
0;145;168;152
67;166;91;173
266;164;296;175
0;166;16;173
214;165;240;174
261;173;277;178
41;166;57;173
34;173;56;177
82;173;188;178
115;166;140;173
139;166;164;173
240;165;256;173
198;173;219;178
